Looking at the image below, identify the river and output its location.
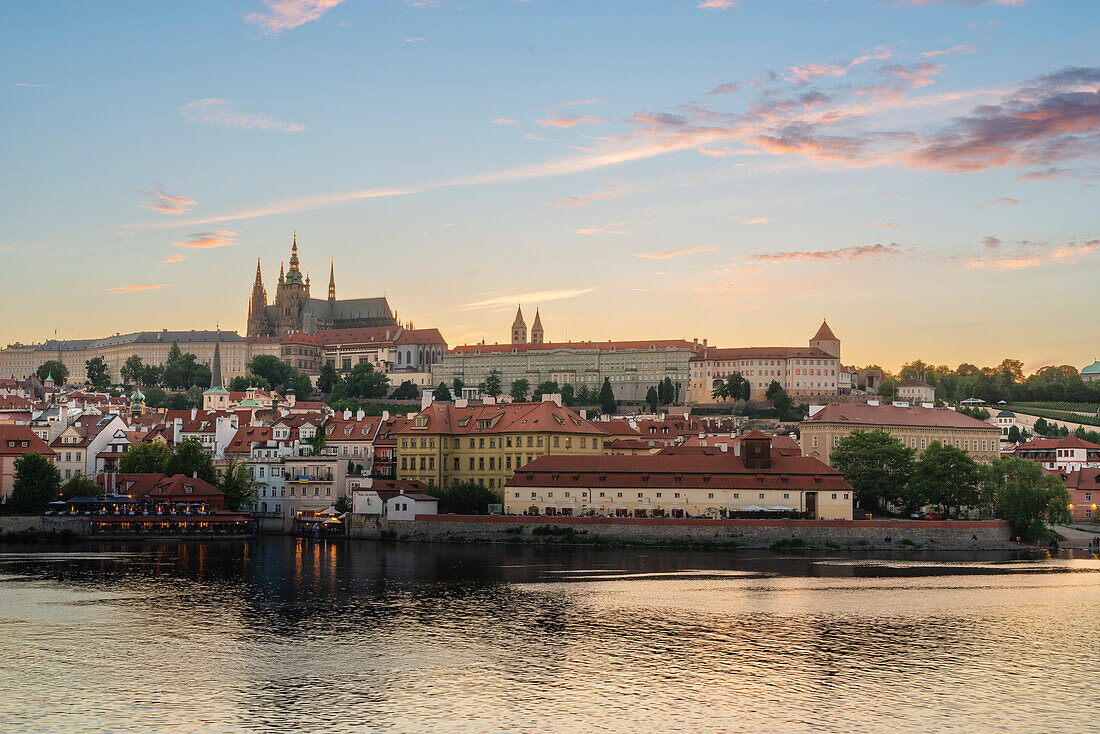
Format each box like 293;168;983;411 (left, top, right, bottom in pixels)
0;538;1097;733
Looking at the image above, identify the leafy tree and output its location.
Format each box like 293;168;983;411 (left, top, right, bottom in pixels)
771;387;795;421
830;430;915;513
190;363;212;390
981;457;1071;539
163;352;198;389
334;495;353;514
307;431;326;457
766;380;783;400
389;380;419;400
228;376;251;392
248;355;293;390
1007;425;1021;443
433;382;453;401
713;372;750;402
598;377;616;415
143;386;167;408
645;386;659;412
482;369;503;398
140;364;163;387
509;379;530;402
452;377;465;394
329;397;361;412
910;441;981;517
428;481;502;514
9;453;61;512
117;441;172;474
533;381;559;401
85;356;111;390
121;355;144;386
164;437;217;485
219;455;256;512
164;391;194;410
317;362;338;393
1032;417;1051;436
36;360;69;385
876;378;898;398
560;383;576;406
60;475;102;501
167;341;182;363
658;376;676;405
293;372;312;398
345;362;389;399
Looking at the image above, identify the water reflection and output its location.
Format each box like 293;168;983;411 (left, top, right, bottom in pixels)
0;538;1097;733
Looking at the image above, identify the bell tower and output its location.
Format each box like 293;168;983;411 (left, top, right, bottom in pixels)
246;258;273;337
511;306;527;345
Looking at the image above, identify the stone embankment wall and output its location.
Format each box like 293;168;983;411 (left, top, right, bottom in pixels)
347;514;1015;550
0;516;88;535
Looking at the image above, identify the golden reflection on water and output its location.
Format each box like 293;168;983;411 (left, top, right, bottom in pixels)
0;539;1097;734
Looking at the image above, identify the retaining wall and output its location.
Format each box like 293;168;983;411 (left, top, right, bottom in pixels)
0;516;88;535
347;514;1015;550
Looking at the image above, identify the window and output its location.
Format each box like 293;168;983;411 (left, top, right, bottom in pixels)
812;435;819;449
759;493;765;499
832;493;837;499
708;492;714;499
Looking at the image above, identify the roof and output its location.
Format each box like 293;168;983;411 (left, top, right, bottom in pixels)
898;378;933;388
17;330;247;354
317;326;406;347
397;401;603;436
811;320;838;342
145;474;224;501
1065;468;1100;489
324;415;383;441
1015;435;1100;452
692;346;836;362
996;410;1016;417
450;339;698;356
1082;360;1100;375
803;403;999;431
0;425;56;457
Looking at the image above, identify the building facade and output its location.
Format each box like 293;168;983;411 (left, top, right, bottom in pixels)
801;402;1002;466
897;378;935;404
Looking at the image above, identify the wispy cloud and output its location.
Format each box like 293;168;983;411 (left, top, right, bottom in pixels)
162;253;188;264
696;283;766;293
697;0;737;9
405;37;427;43
634;246;717;260
921;45;978;58
105;283;176;294
536;114;604;129
563;99;602;107
993;197;1023;205
964;238;1100;271
181;98;306;133
576;221;631;235
139;184;195;215
491;118;518;126
750;242;904;263
862;222;902;228
461;287;597;310
174;231;238;249
12;82;45;87
244;0;346;36
982;236;1003;249
1018;166;1100;181
729;216;768;224
550;188;619;206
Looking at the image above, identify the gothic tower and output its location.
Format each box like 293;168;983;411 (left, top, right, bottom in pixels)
511;306;527;345
275;233;310;335
530;308;544;344
810;319;841;359
328;261;336;303
246;259;274;337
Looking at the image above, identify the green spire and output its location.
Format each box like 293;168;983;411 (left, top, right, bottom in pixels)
211;328;223;388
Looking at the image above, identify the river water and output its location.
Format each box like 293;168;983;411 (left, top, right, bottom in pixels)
0;538;1097;733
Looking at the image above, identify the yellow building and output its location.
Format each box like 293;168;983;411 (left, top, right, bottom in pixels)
801;402;1002;466
395;398;605;490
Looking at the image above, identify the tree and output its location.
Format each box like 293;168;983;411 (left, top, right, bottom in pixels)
532;380;559;401
427;481;502;514
876;378;898;398
143;386;166;408
117;441;171;474
334;495;353;514
219;455;256;512
164;391;195;410
121;355;144;386
830;430;915;513
389;380;419;400
658;377;676;405
981;457;1071;539
433;382;453;401
167;341;182;363
293;372;312;398
163;352;199;389
598;377;616;415
1007;425;1021;444
1032;417;1052;437
909;441;981;517
60;475;102;501
248;355;293;390
317;362;338;393
766;380;783;401
510;379;530;402
85;356;111;391
190;363;212;390
713;372;751;402
229;376;251;392
36;360;69;385
482;369;503;398
345;363;389;399
645;386;659;412
307;431;326;457
452;377;465;394
560;383;576;406
771;387;795;421
140;364;163;387
164;437;217;485
9;453;61;512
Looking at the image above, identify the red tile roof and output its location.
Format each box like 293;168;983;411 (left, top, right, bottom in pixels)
450;339;698;355
1065;468;1100;489
804;403;998;430
1014;436;1100;452
693;346;836;362
0;425;56;457
398;401;603;436
811;320;838;342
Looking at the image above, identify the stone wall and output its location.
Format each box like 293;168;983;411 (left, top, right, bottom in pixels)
0;515;88;535
347;514;1015;550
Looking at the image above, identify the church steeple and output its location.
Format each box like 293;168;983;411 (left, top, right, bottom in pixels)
246;258;272;337
278;262;285;284
328;261;336;301
285;231;304;285
211;328;223;388
511;305;527;345
530;308;544;344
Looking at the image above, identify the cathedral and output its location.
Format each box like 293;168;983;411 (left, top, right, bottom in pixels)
246;234;397;337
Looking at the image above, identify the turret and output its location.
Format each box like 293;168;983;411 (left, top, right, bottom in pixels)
511;305;527;345
328;261;336;302
810;319;840;359
530;308;544;344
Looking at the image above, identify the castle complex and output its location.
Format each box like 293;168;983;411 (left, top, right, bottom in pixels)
246;235;397;337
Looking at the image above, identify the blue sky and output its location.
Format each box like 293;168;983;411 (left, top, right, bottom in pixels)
2;0;1098;371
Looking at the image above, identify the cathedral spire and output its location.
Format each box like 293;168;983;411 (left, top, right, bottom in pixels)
279;262;285;284
254;258;263;287
328;260;336;301
211;327;223;388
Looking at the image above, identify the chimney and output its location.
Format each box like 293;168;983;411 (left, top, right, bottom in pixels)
356;409;365;421
543;393;562;407
733;440;741;457
455;398;469;408
192;471;197;478
343;410;351;420
717;442;728;453
381;410;390;421
421;394;434;410
190;408;197;420
484;396;496;405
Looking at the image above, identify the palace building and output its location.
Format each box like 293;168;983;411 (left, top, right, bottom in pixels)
246;234;397;337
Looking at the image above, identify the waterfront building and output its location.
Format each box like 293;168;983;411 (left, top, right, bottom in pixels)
395;397;605;490
282;454;347;516
50;414;127;480
1010;435;1100;473
1065;468;1100;521
0;424;56;499
246;235;397;337
505;431;853;519
687;321;843;403
897;378;935;404
350;478;435;515
801;402;1002;466
100;472;226;509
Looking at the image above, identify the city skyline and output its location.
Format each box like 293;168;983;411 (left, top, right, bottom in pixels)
3;1;1098;373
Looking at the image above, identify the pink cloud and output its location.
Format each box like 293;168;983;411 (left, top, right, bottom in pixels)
139;184;195;215
576;221;631;235
730;216;768;224
162;253;188;264
536;114;604;129
105;283;176;294
697;0;737;8
174;231;238;249
244;0;346;36
786;64;848;85
563;99;602;107
751;242;904;263
634;246;717;260
491;118;518;126
550;188;619;206
696;283;766;293
921;45;978;58
964;239;1100;271
181;98;305;133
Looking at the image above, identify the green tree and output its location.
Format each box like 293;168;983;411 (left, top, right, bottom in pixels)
121;355;144;386
713;372;750;402
292;372;312;398
334;495;353;514
1007;425;1021;443
771;387;795;421
1032;417;1051;436
167;341;182;363
345;363;389;399
165;437;217;484
307;431;326;457
36;360;69;385
482;369;503;398
317;362;338;393
219;455;256;512
452;377;465;394
428;481;502;514
910;441;981;517
389;380;419;400
9;453;61;513
598;377;617;414
190;363;212;390
228;376;251;392
532;381;559;400
140;364;163;387
830;430;915;513
510;379;530;402
248;355;293;390
329;397;361;412
645;386;659;412
117;441;172;474
163;352;198;389
876;378;898;399
433;382;453;401
85;356;111;390
658;377;676;405
560;383;576;406
766;380;783;400
59;475;102;501
164;391;195;410
981;457;1071;539
143;386;167;409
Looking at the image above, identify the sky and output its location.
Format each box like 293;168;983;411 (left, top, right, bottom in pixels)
2;0;1098;373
